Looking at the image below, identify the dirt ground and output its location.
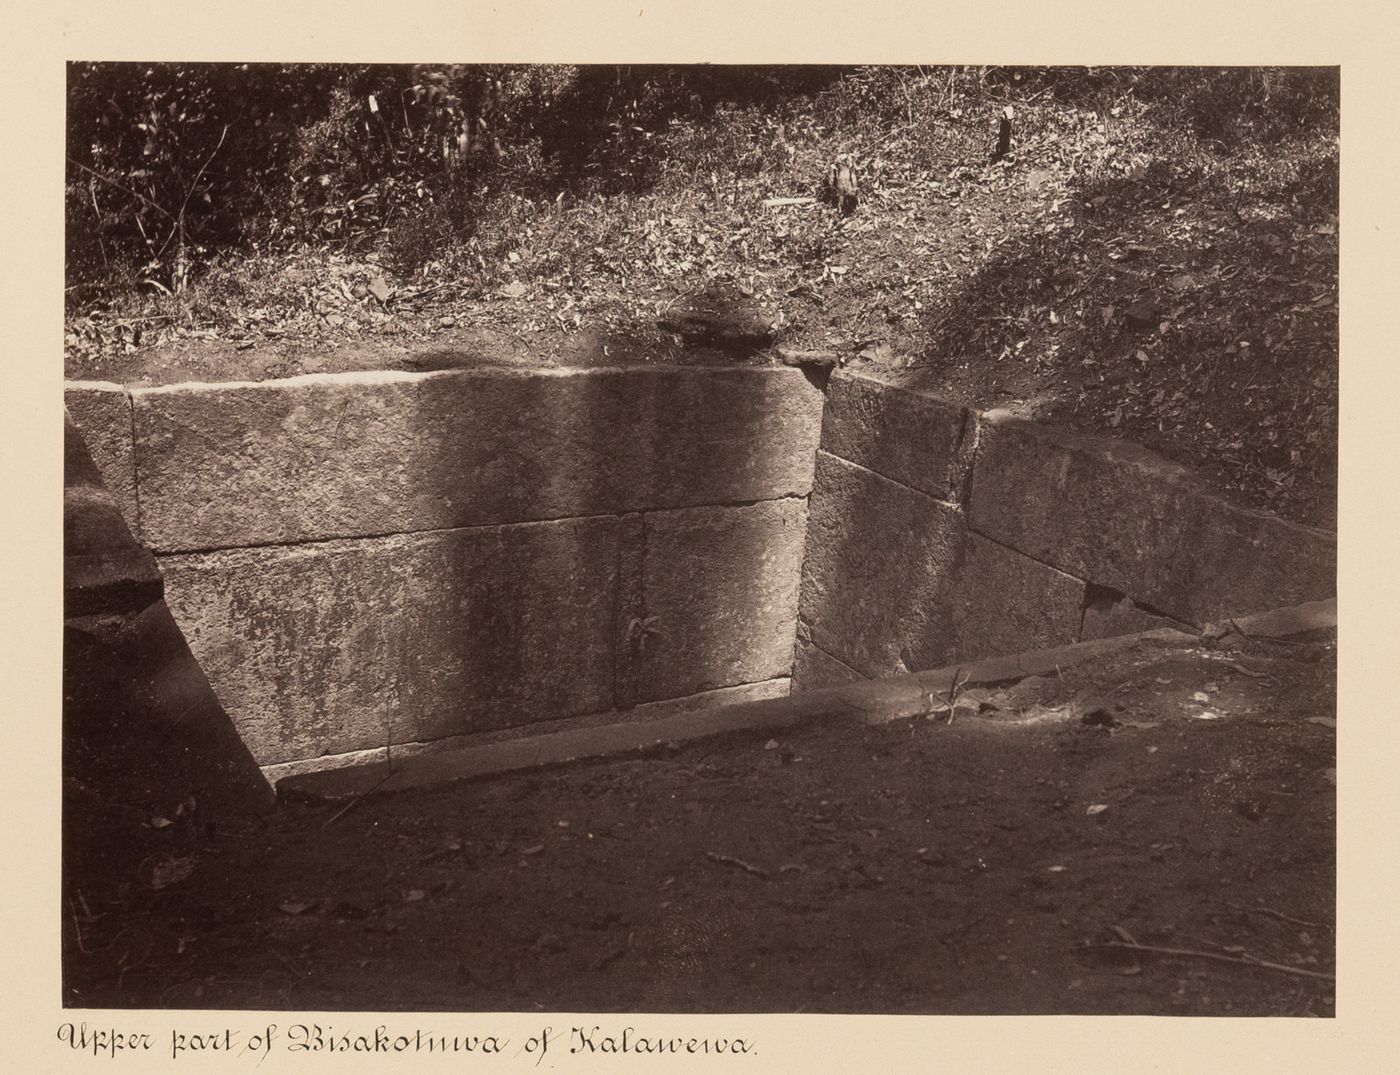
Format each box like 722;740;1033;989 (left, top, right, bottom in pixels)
63;630;1335;1017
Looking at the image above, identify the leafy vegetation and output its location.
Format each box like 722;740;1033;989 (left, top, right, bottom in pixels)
65;63;1338;528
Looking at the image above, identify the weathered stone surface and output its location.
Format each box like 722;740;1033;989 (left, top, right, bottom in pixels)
65;383;140;535
64;412;162;616
132;366;823;551
970;415;1336;624
944;534;1085;662
800;451;967;678
160;517;620;764
820;372;973;502
792;638;865;692
631;500;808;703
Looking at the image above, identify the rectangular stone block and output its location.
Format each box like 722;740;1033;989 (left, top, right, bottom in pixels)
792;638;866;693
942;534;1085;662
820;371;974;501
969;416;1337;625
65;382;140;537
132;366;823;552
64;412;162;616
160;517;620;765
800;451;967;678
629;500;809;703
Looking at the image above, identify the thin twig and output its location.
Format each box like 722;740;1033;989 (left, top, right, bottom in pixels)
1226;901;1331;932
323;704;396;827
69;898;98;955
1085;940;1334;982
88;178;110;268
320;770;394;827
158;124;230;261
66;157;172;218
706;851;770;879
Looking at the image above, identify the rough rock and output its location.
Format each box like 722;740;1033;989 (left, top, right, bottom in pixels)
778;348;840;371
656;285;775;353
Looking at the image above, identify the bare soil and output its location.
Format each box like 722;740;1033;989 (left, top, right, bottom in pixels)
64;630;1336;1016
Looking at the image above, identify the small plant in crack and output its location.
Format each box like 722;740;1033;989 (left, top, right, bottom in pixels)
626;615;663;656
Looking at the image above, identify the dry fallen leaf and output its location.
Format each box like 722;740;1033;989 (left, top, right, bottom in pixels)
150;855;197;890
278;900;314;915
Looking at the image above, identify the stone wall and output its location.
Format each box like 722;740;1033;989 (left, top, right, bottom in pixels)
794;370;1337;688
67;364;1337;774
67;368;822;773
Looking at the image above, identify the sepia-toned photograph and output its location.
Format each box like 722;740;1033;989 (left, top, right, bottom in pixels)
62;61;1337;1018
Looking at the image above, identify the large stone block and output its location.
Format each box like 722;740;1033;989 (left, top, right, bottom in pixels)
160;517;620;765
65;383;140;536
791;638;865;693
630;500;808;703
64;412;161;616
820;372;974;502
800;451;967;678
943;534;1085;662
970;415;1336;624
132;366;823;552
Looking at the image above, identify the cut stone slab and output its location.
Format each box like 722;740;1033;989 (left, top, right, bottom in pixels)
800;451;967;678
631;500;808;703
131;366;823;551
280;685;838;802
65;383;140;537
159;517;621;764
792;638;866;692
820;372;975;502
1204;598;1336;641
944;534;1085;663
64;411;162;616
260;678;791;786
969;415;1336;624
